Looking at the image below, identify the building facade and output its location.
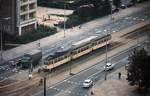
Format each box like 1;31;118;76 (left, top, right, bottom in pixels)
0;0;37;36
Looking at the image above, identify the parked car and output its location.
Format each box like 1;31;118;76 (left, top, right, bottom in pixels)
104;62;114;71
120;4;126;9
83;79;93;88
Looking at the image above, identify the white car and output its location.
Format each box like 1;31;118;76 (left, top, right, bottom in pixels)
121;4;126;9
83;79;93;88
104;63;114;71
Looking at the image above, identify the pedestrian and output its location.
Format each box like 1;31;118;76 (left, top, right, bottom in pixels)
91;90;94;95
38;68;41;73
118;72;121;79
28;74;32;80
48;15;50;20
39;78;43;86
79;25;82;29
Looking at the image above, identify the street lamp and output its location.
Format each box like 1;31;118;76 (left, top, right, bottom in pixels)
104;29;108;80
69;46;74;75
109;0;113;20
0;23;3;63
0;17;11;64
63;3;66;38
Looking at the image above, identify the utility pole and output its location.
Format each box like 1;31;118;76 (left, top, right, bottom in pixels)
104;29;108;80
109;0;113;20
104;0;113;80
69;63;72;75
0;23;3;64
44;77;46;96
105;37;108;81
63;3;66;38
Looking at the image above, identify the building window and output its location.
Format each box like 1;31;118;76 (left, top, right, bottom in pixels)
29;12;36;19
20;14;28;21
21;0;28;3
29;3;36;10
21;5;28;12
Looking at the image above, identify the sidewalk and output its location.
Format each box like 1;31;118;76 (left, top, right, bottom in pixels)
90;67;150;96
3;1;150;62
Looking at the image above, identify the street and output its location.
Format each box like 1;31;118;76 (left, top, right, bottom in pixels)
0;3;150;81
34;39;150;96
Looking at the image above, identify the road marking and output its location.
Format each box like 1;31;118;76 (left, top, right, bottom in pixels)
66;80;81;85
87;57;128;80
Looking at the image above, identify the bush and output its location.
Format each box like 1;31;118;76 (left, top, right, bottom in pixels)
3;25;57;50
17;25;57;44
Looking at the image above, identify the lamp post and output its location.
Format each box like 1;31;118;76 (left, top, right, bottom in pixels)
0;23;3;63
104;0;114;80
69;46;74;75
104;29;108;80
109;0;113;20
63;3;66;38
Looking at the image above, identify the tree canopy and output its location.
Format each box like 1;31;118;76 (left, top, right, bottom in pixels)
127;48;150;91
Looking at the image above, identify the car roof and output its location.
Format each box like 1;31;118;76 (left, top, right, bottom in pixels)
106;63;112;66
84;79;91;82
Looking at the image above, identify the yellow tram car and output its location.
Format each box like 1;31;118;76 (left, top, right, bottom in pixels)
43;34;111;71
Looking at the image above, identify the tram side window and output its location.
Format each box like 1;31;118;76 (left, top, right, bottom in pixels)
50;61;53;64
64;55;68;59
93;42;96;46
95;42;97;46
73;50;78;54
100;40;103;43
54;59;57;63
80;48;84;52
79;48;82;53
59;57;63;61
99;40;102;44
59;57;61;61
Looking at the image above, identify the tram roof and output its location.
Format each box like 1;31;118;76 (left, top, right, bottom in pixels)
45;46;71;60
92;34;111;41
72;36;97;48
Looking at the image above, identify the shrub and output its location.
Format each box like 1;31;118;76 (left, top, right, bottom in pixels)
17;25;57;44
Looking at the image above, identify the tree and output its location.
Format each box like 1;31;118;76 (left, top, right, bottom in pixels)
102;0;111;16
127;48;150;91
113;0;121;9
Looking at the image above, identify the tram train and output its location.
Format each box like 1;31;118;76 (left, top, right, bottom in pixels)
43;34;111;71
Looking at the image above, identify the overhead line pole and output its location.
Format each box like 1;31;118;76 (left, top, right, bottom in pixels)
0;23;3;64
105;0;113;80
63;3;66;38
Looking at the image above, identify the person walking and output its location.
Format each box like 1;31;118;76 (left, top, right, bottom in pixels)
79;25;82;29
118;72;121;79
39;78;43;86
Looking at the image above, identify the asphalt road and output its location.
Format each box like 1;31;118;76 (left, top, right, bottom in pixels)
0;7;150;81
34;39;150;96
